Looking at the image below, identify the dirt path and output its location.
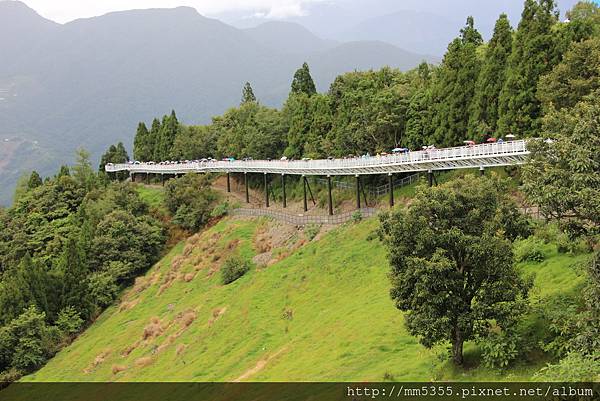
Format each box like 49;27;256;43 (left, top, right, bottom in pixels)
233;347;288;382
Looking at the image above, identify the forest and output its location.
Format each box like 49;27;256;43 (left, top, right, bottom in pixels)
0;0;598;384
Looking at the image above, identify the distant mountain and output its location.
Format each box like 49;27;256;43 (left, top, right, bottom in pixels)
0;1;434;205
244;21;337;54
340;11;459;57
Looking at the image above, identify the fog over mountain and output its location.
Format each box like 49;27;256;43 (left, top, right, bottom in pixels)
0;1;435;205
0;0;579;205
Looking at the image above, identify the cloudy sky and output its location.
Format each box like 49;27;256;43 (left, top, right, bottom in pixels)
11;0;328;22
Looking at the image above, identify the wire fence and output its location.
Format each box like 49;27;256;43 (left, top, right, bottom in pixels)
314;173;422;196
231;207;378;225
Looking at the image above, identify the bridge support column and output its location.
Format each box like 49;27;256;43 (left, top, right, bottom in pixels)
479;166;485;176
428;170;433;187
244;173;249;203
355;175;361;209
226;173;231;192
282;174;287;208
302;176;308;212
388;173;394;207
264;173;269;208
327;176;333;216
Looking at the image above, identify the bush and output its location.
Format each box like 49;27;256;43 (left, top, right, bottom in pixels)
351;211;363;223
55;307;84;337
88;271;119;308
210;202;230;218
535;352;600;381
304;224;321;241
478;329;521;369
221;256;251;285
514;237;546;263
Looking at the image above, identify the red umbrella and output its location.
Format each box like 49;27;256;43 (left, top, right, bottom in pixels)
486;138;497;143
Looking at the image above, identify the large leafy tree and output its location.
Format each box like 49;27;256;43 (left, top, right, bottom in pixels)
432;17;483;147
469;14;513;137
378;175;530;365
164;174;218;231
170;125;218;160
215;102;286;160
497;0;561;137
538;37;600;112
522;98;600;237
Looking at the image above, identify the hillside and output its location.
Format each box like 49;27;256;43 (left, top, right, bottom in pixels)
0;1;435;206
24;209;588;382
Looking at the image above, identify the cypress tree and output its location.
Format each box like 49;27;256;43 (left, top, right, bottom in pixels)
27;171;43;190
497;0;560;137
290;62;317;96
133;122;150;161
158;110;179;161
241;82;257;104
469;14;513;138
432;16;483;147
58;237;92;319
150;118;162;161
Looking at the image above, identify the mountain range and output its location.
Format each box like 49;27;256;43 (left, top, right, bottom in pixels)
0;1;438;205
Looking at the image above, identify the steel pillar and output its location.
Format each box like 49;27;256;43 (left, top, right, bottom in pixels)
388;173;394;207
302;176;308;212
480;166;485;176
264;173;269;207
356;175;361;209
428;170;433;187
244;173;249;203
282;174;287;208
226;173;231;192
327;176;333;216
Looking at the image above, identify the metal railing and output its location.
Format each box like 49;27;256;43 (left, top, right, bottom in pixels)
231;208;378;225
106;140;529;176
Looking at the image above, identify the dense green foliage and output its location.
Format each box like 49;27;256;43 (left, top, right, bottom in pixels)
0;155;166;380
378;176;531;365
164;174;219;231
131;1;599;165
221;256;251;285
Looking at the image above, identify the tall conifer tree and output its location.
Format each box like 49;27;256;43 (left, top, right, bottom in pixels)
469;14;513;137
290;62;317;96
432;17;483;147
497;0;560;137
241;82;257;104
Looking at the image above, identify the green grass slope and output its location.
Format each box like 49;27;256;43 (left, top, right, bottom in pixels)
24;216;588;382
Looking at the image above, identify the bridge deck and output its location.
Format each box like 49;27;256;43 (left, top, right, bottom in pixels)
105;140;529;176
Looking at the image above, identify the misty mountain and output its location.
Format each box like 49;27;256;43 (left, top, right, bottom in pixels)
340;10;459;57
222;0;579;55
0;1;434;205
244;21;337;54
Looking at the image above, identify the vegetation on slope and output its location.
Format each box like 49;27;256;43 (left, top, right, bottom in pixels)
25;213;592;382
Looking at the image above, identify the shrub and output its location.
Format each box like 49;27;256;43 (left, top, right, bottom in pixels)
210;202;230;218
221;256;251;285
514;237;546;263
304;224;321;241
535;352;600;381
478;329;521;369
55;307;84;337
88;271;119;308
351;211;363;223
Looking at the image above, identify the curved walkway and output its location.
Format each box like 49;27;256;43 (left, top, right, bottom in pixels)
106;140;529;176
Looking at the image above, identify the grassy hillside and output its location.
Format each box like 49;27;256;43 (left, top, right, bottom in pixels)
24;214;588;382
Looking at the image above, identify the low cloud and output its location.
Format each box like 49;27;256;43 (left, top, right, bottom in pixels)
18;0;329;23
